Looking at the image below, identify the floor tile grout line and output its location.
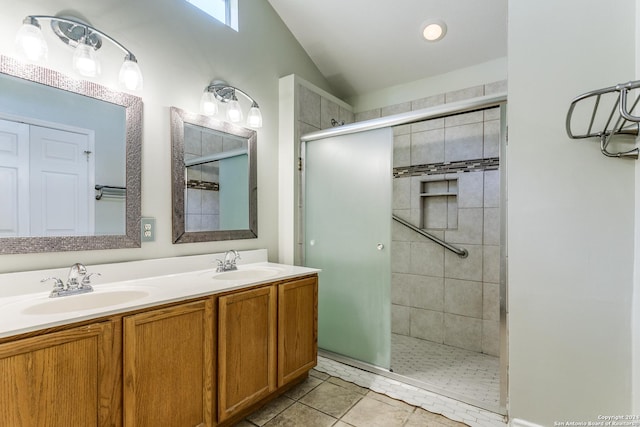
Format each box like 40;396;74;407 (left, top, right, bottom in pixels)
264;372;358;425
300;372;370;423
294;394;363;424
247;375;328;426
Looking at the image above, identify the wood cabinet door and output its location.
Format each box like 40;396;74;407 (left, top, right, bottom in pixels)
278;276;318;386
218;285;276;422
123;299;214;427
0;320;119;427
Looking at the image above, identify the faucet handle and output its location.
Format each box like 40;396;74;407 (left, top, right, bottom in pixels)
41;277;64;291
81;272;101;286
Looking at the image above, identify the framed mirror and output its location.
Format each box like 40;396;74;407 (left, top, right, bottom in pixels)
0;55;142;254
170;107;257;243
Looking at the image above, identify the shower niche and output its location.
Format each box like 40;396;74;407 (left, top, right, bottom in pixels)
420;177;458;230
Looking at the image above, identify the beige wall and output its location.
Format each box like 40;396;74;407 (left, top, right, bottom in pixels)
509;0;636;424
0;0;331;273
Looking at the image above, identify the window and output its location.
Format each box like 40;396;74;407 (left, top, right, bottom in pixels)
184;0;238;31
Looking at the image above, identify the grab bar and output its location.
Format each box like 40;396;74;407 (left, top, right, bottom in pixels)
392;214;468;258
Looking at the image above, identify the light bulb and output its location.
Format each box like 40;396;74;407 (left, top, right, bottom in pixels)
246;104;263;128
200;91;218;116
15;20;48;61
72;39;100;77
118;56;143;91
226;99;243;123
422;21;447;42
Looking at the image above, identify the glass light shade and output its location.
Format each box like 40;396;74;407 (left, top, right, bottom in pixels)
226;99;243;123
15;22;48;61
246;105;263;128
72;41;100;77
200;91;218;116
118;58;143;91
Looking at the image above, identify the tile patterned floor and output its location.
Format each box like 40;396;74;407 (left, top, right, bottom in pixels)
238;369;471;427
313;357;507;427
391;334;501;408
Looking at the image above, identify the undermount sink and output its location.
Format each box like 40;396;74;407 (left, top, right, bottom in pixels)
212;267;282;281
21;289;150;315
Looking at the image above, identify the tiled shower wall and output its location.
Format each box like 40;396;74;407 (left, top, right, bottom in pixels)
356;81;506;356
294;83;355;264
184;124;247;232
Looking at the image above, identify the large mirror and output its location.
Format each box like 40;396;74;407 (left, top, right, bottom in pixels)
170;107;257;243
0;55;141;254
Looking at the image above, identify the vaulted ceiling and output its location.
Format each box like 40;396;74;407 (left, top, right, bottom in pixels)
267;0;507;99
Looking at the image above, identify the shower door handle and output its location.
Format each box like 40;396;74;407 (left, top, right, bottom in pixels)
376;243;384;251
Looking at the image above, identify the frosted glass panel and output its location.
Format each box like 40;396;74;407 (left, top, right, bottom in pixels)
304;128;392;368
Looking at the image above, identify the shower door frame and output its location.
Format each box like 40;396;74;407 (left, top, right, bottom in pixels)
299;93;509;415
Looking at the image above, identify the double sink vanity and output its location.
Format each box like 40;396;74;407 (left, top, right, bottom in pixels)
0;250;319;426
0;54;315;427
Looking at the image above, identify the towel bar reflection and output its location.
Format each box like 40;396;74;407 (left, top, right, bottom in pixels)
95;185;126;200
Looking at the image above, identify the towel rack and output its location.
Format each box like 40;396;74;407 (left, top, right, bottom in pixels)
95;185;126;200
566;80;640;159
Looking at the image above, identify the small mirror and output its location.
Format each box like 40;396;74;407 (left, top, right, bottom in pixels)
0;55;141;254
170;107;257;243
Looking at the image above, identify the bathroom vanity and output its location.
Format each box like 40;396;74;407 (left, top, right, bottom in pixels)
0;250;318;427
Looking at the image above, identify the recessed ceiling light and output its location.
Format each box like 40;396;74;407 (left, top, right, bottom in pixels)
422;20;447;42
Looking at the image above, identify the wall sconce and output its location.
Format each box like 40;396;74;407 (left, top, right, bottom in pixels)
200;81;263;128
15;15;143;91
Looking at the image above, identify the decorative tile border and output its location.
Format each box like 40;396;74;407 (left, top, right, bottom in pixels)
315;356;508;427
394;157;499;178
186;180;219;191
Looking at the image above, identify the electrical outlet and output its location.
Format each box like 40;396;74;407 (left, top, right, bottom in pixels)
141;217;156;242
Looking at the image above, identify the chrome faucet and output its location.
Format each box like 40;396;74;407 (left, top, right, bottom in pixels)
41;263;101;298
216;250;241;272
67;263;87;289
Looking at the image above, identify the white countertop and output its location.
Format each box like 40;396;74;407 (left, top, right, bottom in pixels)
0;250;319;339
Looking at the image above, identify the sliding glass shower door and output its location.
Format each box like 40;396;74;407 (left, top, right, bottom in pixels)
304;128;393;369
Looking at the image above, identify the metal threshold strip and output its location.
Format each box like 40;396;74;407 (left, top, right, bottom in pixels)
392;214;468;258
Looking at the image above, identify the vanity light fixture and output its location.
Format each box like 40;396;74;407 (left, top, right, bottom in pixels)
200;81;263;128
421;20;447;42
15;15;143;91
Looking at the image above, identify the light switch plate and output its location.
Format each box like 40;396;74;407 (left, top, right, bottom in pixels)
141;217;156;242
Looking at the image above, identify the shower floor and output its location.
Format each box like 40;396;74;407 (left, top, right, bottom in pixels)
391;333;500;409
